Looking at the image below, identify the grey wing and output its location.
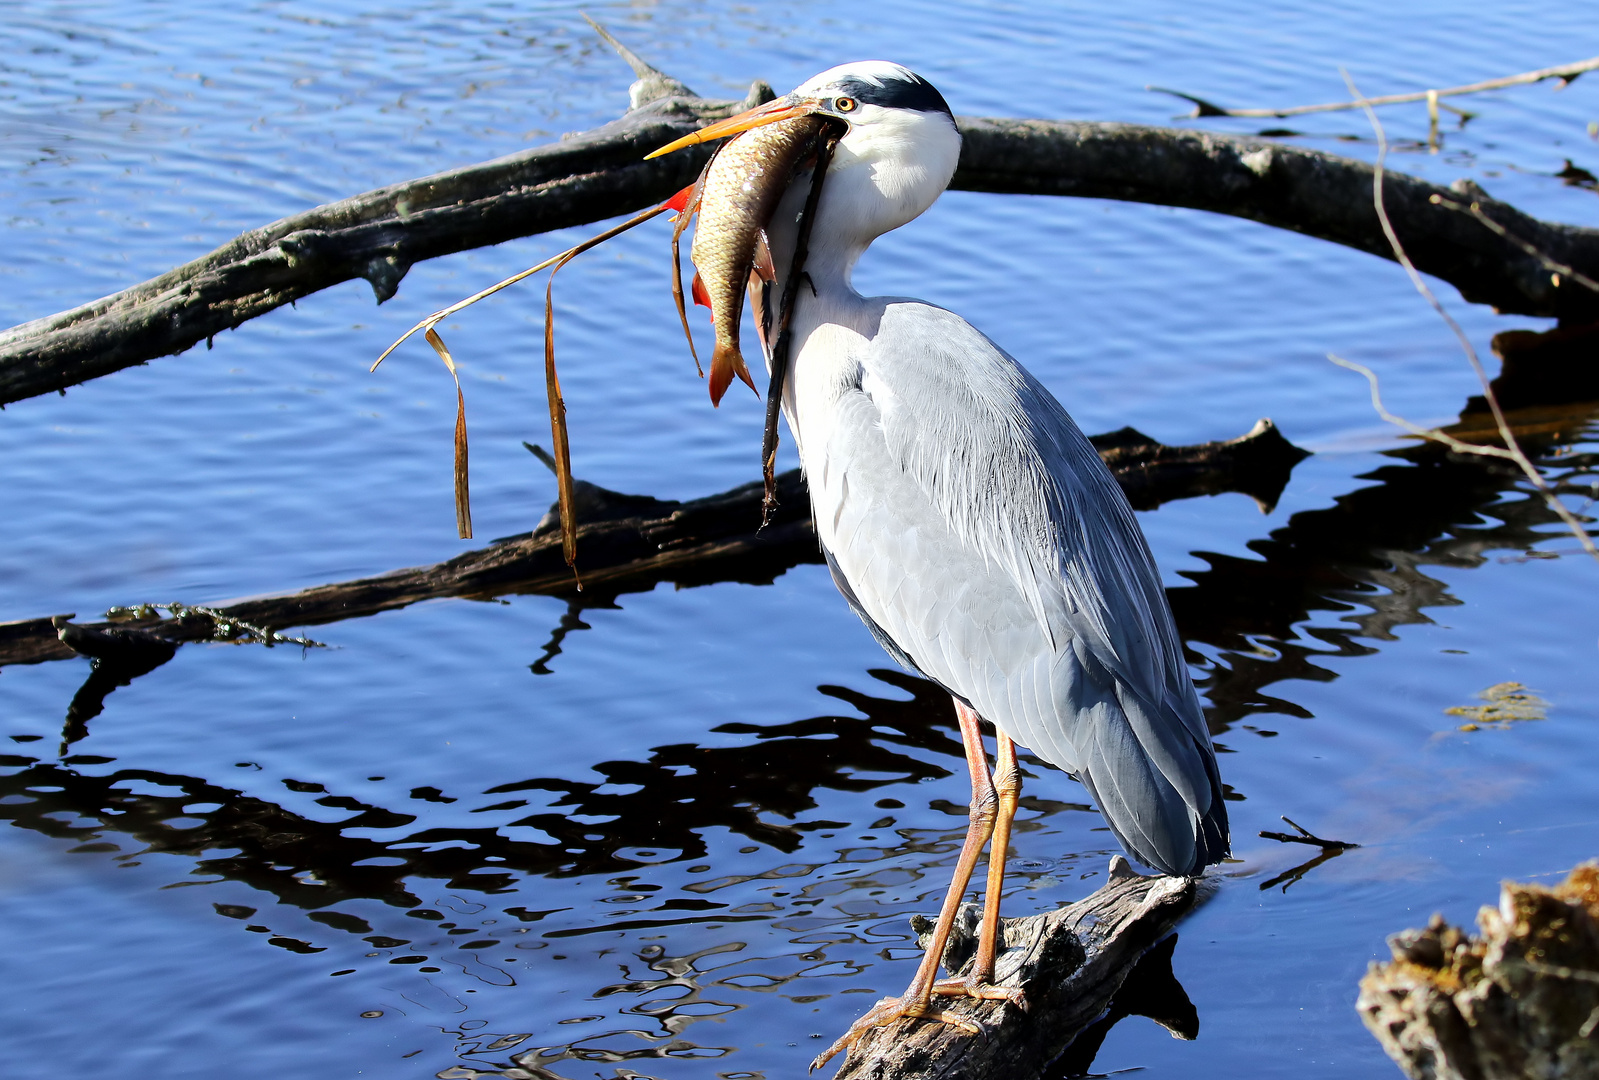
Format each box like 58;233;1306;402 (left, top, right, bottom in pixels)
808;301;1228;875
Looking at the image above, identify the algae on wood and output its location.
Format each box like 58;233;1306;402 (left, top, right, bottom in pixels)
1358;862;1599;1080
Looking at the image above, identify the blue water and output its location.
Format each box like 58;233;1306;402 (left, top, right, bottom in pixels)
1;2;1597;1077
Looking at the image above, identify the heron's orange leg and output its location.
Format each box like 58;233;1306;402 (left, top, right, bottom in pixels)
810;700;1003;1073
933;729;1024;1002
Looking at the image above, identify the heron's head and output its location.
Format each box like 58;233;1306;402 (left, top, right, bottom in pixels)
651;61;960;248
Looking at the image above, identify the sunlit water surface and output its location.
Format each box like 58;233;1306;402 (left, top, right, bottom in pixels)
1;2;1597;1078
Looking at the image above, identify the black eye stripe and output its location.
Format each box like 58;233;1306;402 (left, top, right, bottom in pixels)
829;73;951;115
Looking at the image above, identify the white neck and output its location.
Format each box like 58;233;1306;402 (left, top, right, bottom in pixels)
765;108;960;312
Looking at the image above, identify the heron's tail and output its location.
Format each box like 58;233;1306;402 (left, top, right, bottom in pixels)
1074;683;1230;877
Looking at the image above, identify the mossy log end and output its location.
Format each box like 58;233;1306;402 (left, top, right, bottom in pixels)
1357;861;1599;1080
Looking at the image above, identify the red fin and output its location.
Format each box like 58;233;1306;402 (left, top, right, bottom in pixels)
708;342;757;407
661;183;698;213
691;273;711;310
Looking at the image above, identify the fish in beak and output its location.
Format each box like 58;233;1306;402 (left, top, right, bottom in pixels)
648;96;839;404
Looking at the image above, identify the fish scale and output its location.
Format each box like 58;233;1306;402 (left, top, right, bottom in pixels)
689;114;827;404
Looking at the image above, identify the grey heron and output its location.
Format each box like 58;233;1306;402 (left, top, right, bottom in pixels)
650;61;1229;1065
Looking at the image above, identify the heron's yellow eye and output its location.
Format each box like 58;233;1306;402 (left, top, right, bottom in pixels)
834;96;857;113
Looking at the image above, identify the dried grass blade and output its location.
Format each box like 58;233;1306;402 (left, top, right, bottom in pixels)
532;203;677;583
453;384;472;538
672;222;702;377
670;163;712;378
424;327;474;538
375;202;673;552
374;203;675;373
544;263;579;582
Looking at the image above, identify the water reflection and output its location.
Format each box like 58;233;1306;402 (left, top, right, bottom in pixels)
1;408;1594;1077
1176;416;1598;731
2;669;963;910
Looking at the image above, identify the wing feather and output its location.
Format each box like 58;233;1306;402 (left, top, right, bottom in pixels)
804;299;1227;875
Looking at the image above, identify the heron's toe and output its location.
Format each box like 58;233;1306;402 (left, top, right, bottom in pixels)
932;975;1027;1011
809;993;984;1072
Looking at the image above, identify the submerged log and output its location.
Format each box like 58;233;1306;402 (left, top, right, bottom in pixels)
0;419;1307;668
1357;861;1599;1080
828;857;1204;1080
4;39;1598;405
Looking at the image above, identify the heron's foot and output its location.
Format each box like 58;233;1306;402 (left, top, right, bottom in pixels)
808;994;983;1073
932;975;1027;1009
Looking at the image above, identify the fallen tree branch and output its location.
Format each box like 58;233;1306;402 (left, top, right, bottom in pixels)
1150;54;1599;119
1335;72;1599;565
0;419;1307;668
827;858;1204;1080
951;121;1599;322
5;57;1599;405
0;81;768;406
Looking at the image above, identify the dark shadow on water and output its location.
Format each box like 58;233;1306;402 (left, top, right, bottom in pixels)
1049;933;1197;1078
0;669;965;912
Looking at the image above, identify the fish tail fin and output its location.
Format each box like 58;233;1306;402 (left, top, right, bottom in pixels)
708;341;756;406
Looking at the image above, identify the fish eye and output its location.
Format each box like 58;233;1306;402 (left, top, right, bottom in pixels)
834;96;857;113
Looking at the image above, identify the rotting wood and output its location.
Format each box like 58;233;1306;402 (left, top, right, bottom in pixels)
5;52;1599;406
0;419;1307;669
826;857;1205;1080
1357;861;1599;1080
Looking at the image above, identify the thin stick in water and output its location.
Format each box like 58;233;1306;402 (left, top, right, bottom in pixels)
1150;54;1599;120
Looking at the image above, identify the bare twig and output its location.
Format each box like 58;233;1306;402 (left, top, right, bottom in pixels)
1337;71;1599;565
1429;192;1599;295
1259;815;1358;850
1151;55;1599;119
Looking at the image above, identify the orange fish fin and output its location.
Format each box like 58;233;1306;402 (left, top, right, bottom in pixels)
691;272;712;311
661;182;698;214
708;342;758;406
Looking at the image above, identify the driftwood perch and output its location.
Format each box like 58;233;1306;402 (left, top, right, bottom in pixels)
5;37;1599;405
828;857;1204;1080
1358;861;1599;1080
0;419;1305;669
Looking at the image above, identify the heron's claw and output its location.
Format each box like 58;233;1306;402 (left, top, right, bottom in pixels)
931;975;1027;1012
808;994;984;1073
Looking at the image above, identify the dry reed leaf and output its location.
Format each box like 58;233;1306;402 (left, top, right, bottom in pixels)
375;201;677;577
422;327;472;539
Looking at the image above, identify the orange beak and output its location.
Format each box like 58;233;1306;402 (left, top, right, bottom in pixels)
644;95;826;159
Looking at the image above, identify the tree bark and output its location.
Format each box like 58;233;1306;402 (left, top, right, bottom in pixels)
828;857;1203;1080
3;80;1597;406
0;419;1306;668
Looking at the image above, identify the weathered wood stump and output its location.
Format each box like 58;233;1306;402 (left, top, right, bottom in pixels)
1358;861;1599;1080
827;857;1206;1079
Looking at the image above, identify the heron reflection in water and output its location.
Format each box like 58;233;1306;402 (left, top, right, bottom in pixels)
648;61;1229;1065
